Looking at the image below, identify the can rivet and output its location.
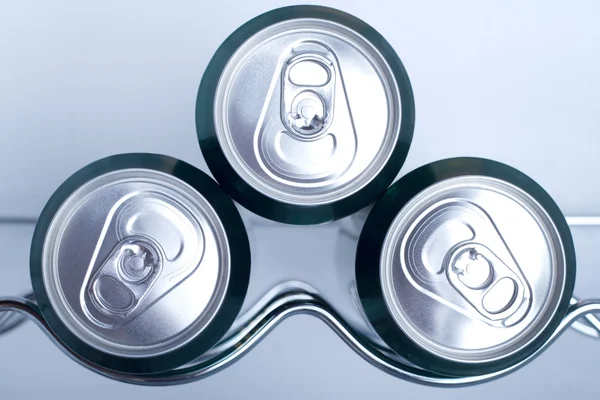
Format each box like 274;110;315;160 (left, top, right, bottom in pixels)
452;248;493;290
119;243;158;283
129;255;144;271
288;91;326;136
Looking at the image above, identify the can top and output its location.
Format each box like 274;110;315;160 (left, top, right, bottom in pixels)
381;175;566;364
39;168;231;360
356;158;575;376
198;6;414;224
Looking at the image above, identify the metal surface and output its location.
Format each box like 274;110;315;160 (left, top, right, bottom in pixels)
381;176;566;364
0;213;597;385
0;289;599;387
0;210;596;384
3;216;598;342
570;297;600;338
567;216;600;339
213;17;401;206
0;292;34;335
40;169;231;358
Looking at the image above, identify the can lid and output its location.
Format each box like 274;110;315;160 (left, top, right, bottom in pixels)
30;154;251;374
356;158;576;376
197;6;414;224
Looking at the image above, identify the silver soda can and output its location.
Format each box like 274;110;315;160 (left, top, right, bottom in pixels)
355;158;576;376
30;154;251;373
196;5;414;224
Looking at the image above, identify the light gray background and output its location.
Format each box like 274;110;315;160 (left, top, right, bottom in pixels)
0;0;599;398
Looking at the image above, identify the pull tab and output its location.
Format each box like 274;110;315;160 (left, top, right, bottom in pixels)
255;41;357;185
402;198;534;328
282;53;334;138
446;243;531;326
80;191;205;328
89;237;162;318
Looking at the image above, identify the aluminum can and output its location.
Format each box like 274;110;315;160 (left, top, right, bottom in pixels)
356;157;576;376
196;5;415;224
30;153;250;373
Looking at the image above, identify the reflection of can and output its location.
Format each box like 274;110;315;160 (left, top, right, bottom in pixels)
356;158;576;376
197;6;414;224
30;154;250;373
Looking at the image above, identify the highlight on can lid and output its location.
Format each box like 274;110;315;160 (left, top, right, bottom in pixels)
29;154;251;374
196;5;415;224
355;157;576;376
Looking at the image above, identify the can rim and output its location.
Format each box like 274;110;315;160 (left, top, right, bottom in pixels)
30;153;251;374
196;5;415;224
355;157;576;377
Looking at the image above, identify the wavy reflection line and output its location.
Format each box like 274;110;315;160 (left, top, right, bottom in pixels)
1;291;599;387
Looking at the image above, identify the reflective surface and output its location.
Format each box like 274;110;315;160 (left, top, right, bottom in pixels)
381;176;566;363
40;169;230;358
214;18;401;205
0;214;598;387
1;289;599;387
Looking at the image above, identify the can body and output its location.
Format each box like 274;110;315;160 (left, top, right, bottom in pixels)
355;157;576;376
196;5;415;224
30;154;251;373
